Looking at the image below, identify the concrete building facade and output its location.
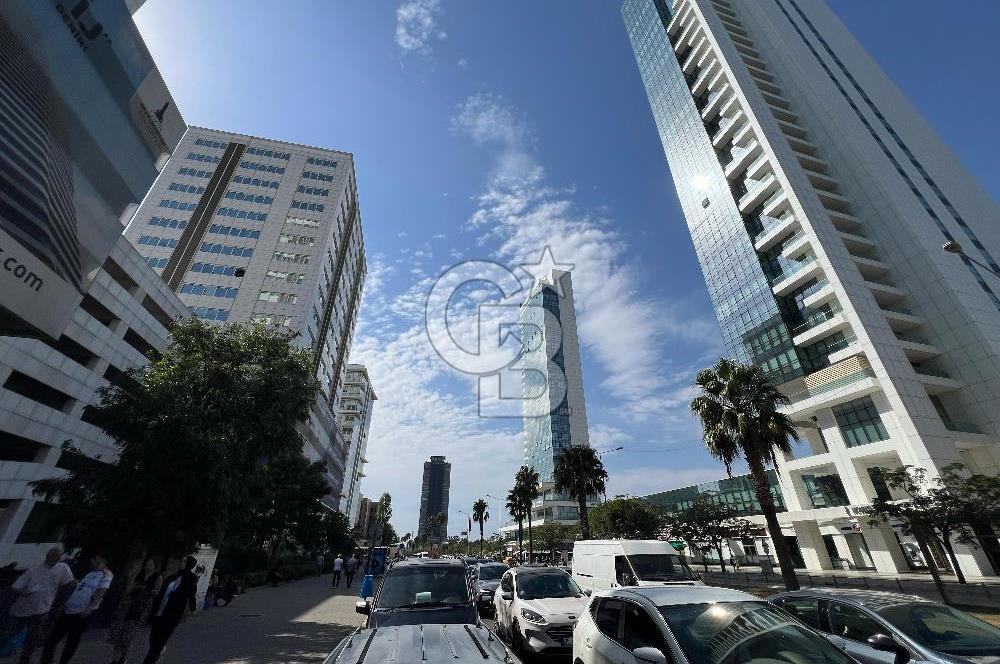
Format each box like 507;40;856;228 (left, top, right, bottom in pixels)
417;456;451;543
338;364;376;525
123;127;367;504
623;0;1000;577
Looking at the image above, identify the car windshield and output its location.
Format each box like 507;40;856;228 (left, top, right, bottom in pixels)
629;554;699;581
662;601;854;664
517;571;583;600
375;566;470;609
877;602;1000;656
477;565;507;581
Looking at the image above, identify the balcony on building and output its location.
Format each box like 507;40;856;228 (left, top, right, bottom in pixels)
827;209;863;233
881;305;923;331
738;172;779;213
911;363;961;394
781;355;879;417
753;213;798;252
771;256;822;296
711;109;745;148
792;308;848;347
780;231;811;261
801;280;836;309
797;467;852;510
864;278;906;306
893;332;940;361
725;138;762;180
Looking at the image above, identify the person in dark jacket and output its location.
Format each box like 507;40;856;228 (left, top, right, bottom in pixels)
140;556;198;664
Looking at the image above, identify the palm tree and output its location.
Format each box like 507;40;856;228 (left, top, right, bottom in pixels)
515;466;540;563
506;488;526;560
554;446;607;540
690;357;801;590
472;498;489;557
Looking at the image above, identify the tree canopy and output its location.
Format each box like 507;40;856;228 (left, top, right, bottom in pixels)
589;498;662;540
553;446;607;540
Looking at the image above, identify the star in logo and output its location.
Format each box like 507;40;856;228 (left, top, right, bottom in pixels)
518;246;575;297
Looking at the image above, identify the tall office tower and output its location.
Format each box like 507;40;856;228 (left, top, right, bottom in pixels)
0;1;186;564
123;127;367;505
624;0;1000;576
339;364;377;525
355;495;374;542
504;270;594;540
417;456;451;543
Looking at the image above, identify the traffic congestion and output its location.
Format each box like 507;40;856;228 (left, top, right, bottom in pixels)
324;540;1000;664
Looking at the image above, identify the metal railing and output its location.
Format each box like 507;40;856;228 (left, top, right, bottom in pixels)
790;307;840;335
784;367;877;404
768;256;816;286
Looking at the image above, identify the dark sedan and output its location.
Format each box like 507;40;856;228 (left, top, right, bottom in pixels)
472;562;508;616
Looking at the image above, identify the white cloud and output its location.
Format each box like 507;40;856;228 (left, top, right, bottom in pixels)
395;0;446;55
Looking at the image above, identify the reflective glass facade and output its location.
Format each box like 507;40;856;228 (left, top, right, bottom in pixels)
640;470;786;517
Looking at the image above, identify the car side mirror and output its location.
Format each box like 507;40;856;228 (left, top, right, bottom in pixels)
500;591;514;601
354;601;370;615
867;634;909;662
632;647;667;664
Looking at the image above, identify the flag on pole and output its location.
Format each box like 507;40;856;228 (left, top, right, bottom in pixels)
468;514;472;533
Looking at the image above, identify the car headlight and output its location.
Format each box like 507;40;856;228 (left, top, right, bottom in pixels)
521;607;547;624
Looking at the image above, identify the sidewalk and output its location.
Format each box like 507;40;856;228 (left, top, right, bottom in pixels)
66;574;364;664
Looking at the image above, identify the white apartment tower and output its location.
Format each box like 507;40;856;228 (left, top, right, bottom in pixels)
123;127;367;505
624;0;1000;577
338;364;376;525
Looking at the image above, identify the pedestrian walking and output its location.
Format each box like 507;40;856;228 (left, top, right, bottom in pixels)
331;554;344;588
108;560;162;664
0;547;74;664
40;555;113;664
344;554;359;588
140;556;198;664
315;553;325;577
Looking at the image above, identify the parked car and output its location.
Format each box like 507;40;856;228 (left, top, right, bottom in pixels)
472;562;508;617
575;585;858;664
356;558;477;627
493;566;588;654
572;540;701;594
770;588;1000;664
325;624;520;664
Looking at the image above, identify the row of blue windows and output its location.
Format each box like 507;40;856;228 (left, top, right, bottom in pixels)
216;207;266;222
195;137;228;150
209;223;260;239
138;235;178;248
296;185;329;197
231;174;279;189
301;170;333;182
168;182;205;195
225;190;273;205
145;257;168;269
149;216;187;230
181;283;239;298
178;167;214;179
307;156;337;168
240;160;285;174
246;146;290;160
160;199;198;212
193;307;229;321
291;200;324;213
201;242;253;257
187;152;220;164
191;261;240;276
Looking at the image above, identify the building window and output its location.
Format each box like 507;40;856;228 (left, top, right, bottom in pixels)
832;397;888;447
180;283;238;299
195;137;227;150
291;200;324;213
178;167;214;179
245;146;290;160
302;170;334;182
187;152;221;164
209;223;260;239
192;307;230;321
258;291;298;305
224;191;273;205
286;216;319;229
306;156;338;168
240;160;285;175
801;473;850;508
158;199;198;211
279;233;315;246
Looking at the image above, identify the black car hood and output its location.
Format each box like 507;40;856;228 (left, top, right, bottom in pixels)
476;580;500;592
369;605;478;628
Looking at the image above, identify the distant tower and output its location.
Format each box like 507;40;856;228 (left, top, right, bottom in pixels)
339;364;377;524
418;456;452;542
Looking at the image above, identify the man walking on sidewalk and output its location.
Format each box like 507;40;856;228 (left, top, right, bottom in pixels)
344;554;359;588
40;555;113;664
2;547;75;664
141;556;198;664
331;554;344;588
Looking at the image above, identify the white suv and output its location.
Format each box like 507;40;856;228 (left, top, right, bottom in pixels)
493;567;589;654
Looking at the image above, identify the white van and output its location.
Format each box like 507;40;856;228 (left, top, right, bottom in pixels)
571;540;703;594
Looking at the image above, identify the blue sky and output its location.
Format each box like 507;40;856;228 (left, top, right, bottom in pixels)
135;1;1000;537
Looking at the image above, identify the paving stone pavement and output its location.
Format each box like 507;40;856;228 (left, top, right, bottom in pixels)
63;574;365;664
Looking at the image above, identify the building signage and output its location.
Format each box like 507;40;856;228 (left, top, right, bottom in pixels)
0;1;183;338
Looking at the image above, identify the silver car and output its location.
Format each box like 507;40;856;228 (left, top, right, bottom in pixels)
770;589;1000;664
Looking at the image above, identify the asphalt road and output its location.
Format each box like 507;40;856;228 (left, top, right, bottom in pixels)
480;614;573;664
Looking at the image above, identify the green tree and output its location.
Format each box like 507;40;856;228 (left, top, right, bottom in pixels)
514;466;540;562
472;498;490;557
506;488;526;560
375;492;393;545
33;318;317;582
553;447;607;540
590;498;662;540
318;509;356;558
689;358;800;590
663;495;755;574
533;522;573;562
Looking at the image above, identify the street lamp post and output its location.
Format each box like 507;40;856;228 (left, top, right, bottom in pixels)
942;240;1000;279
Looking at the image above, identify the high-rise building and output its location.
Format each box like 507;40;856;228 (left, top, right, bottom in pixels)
0;1;187;564
417;456;451;542
355;495;375;542
501;270;596;541
339;364;376;525
624;0;1000;576
123;126;367;504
